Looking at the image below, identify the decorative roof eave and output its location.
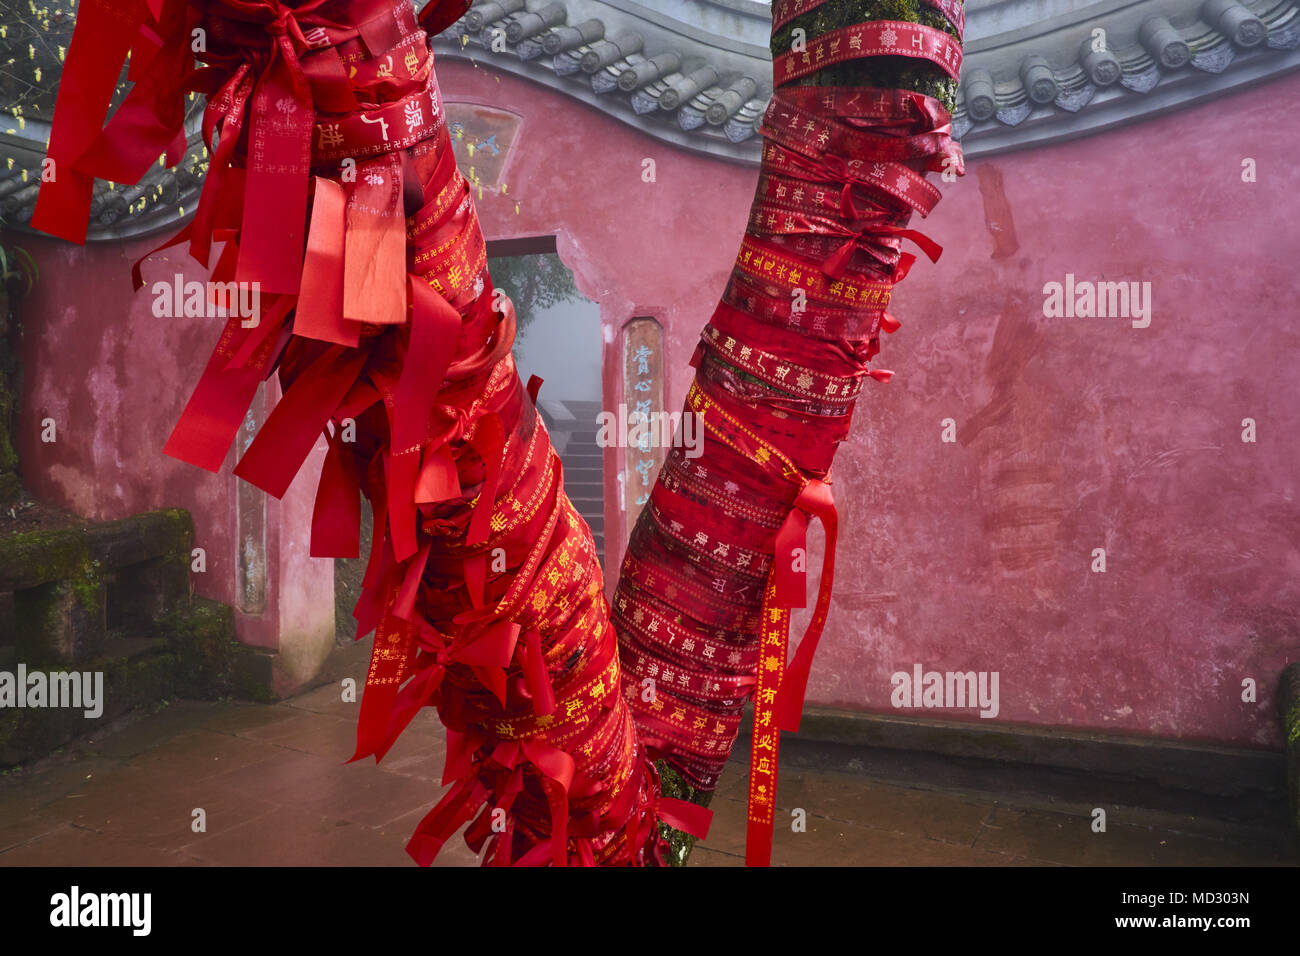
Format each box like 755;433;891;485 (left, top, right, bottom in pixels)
0;111;208;243
431;0;1300;163
431;0;776;164
952;0;1300;145
955;33;1300;153
4;0;1299;242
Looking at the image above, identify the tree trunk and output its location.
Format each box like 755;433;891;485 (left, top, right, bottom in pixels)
35;0;962;868
34;0;694;867
615;0;964;864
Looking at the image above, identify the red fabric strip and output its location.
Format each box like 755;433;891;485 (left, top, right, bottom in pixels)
296;177;360;347
162;314;276;472
343;155;408;326
31;0;151;242
233;345;366;499
236;35;314;294
311;429;362;558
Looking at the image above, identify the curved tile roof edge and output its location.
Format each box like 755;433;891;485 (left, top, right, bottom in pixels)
2;0;1297;242
434;0;1300;161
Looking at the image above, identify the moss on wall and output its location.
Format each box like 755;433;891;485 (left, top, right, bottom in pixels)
165;597;276;703
1280;663;1300;854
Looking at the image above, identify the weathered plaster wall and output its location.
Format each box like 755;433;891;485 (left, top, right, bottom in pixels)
16;53;1297;741
450;57;1300;749
15;236;334;693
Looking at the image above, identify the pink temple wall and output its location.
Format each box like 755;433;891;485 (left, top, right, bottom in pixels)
449;58;1300;751
14;233;333;695
13;54;1298;745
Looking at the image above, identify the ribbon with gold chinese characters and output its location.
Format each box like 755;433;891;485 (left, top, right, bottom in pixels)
35;0;708;867
612;0;964;865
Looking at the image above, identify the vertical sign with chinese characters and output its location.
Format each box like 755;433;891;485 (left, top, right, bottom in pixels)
622;317;665;539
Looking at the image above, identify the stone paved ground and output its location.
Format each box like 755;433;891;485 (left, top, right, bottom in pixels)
1;651;1293;867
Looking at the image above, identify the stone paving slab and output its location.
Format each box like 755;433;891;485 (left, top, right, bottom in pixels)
0;677;1293;867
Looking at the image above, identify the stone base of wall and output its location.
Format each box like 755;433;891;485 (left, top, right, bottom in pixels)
0;508;276;767
1279;662;1300;855
740;704;1293;842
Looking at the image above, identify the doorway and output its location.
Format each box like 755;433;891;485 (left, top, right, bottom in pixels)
489;242;606;569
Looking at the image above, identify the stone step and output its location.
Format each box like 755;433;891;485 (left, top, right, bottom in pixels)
1;502;275;767
0;508;192;593
2;508;193;665
0;598;275;767
561;467;603;483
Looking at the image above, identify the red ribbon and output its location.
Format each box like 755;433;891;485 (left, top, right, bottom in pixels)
773;480;838;733
343;154;409;326
311;427;361;557
296;177;360;347
392;275;462;452
520;627;556;717
232;343;366;499
233;2;324;294
31;0;154;242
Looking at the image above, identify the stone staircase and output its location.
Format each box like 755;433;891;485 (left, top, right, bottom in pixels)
543;399;606;570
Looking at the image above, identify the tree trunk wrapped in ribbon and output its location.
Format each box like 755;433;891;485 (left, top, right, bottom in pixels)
33;0;709;866
610;0;965;865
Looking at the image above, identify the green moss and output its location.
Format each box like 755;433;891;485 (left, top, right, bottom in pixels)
657;759;714;866
0;527;89;587
68;555;103;616
154;508;196;560
162;597;275;702
0;645;176;767
770;0;959;112
0;391;17;473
